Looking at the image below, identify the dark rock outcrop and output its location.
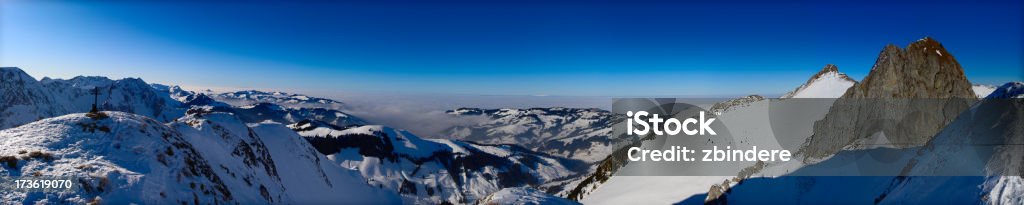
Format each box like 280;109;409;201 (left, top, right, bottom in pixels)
799;37;978;161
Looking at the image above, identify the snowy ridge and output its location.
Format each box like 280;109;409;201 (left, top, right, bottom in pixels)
0;111;397;204
0;67;185;130
983;82;1023;99
781;64;856;99
150;84;196;103
292;120;587;204
443;107;625;164
210;90;346;110
0;67;63;130
232;103;366;129
178;90;365;129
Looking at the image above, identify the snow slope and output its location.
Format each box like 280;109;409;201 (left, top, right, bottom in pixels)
292;120;586;204
576;68;851;203
973;84;998;98
689;82;1024;204
0;111;398;204
781;64;856;98
479;187;580;205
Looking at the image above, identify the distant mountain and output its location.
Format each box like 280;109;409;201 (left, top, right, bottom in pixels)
442;107;626;164
289;120;587;204
0;67;62;129
171;91;366;129
973;84;997;98
150;84;196;103
709;95;764;114
0;67;185;130
0;110;398;203
780;64;856;98
233;103;366;129
210;90;346;110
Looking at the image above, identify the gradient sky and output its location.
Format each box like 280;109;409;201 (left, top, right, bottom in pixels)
2;0;1022;96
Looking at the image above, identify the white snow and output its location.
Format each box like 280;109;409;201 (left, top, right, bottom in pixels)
782;71;855;98
0;112;399;204
581;176;731;205
480;187;580;205
973;84;997;98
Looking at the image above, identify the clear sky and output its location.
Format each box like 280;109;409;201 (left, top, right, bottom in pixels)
2;0;1022;96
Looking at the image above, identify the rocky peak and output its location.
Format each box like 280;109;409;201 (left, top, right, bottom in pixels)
850;37;975;98
810;64;853;82
799;37;980;161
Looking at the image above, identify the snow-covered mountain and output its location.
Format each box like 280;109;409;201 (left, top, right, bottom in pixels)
781;64;856;98
570;38;996;204
210;90;346;110
233;102;366;129
974;84;998;98
0;110;398;203
174;92;366;129
442;107;625;164
0;67;62;130
683;38;1015;204
695;81;1023;204
289;120;587;204
162;87;366;129
150;84;197;103
0;67;185;130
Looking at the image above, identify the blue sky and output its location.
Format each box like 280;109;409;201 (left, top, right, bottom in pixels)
2;0;1021;96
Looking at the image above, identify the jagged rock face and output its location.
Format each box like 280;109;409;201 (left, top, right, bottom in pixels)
844;37;975;99
799;37;979;161
781;64;856;98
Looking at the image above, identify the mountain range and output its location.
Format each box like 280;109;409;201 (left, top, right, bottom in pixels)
0;37;1017;204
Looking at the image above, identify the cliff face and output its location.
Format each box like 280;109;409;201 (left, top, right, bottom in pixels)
843;37;975;99
799;37;978;161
